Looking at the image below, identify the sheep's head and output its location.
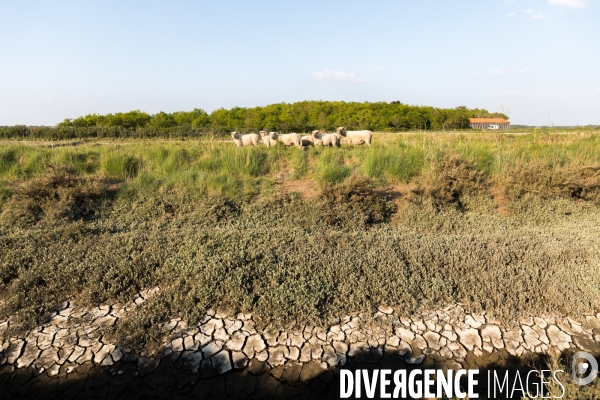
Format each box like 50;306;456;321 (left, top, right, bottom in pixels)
231;131;238;139
311;130;320;137
259;130;267;137
336;127;346;136
269;131;278;138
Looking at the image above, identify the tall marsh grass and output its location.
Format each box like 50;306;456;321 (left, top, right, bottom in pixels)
315;149;351;184
361;143;425;182
0;132;599;202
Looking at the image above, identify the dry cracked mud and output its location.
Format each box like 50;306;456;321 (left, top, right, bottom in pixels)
1;288;600;399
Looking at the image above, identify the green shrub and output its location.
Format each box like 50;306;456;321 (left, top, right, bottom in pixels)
410;155;490;210
0;172;115;226
319;177;396;227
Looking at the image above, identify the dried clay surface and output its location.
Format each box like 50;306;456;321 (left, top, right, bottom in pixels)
1;289;599;399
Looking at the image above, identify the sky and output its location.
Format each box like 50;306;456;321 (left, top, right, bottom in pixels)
0;0;598;126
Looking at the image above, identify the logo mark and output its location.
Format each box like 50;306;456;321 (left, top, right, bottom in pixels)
571;351;598;386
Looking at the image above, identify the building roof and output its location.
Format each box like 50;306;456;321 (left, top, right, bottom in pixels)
469;118;510;123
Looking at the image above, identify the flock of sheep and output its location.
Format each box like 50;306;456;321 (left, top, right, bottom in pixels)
230;127;372;149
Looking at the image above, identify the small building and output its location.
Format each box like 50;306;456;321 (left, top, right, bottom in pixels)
469;118;510;130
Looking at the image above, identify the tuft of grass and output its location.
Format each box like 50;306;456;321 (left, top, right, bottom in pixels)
0;146;20;176
0;145;50;179
315;149;351;184
228;147;270;177
291;150;309;179
101;152;140;179
361;144;424;182
456;143;496;176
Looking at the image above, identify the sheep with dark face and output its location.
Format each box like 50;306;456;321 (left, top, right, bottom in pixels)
259;131;277;147
231;132;260;147
336;127;372;146
300;130;320;147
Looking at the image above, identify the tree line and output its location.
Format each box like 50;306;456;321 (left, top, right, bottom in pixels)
0;101;508;140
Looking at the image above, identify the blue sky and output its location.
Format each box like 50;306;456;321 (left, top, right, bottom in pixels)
0;0;598;126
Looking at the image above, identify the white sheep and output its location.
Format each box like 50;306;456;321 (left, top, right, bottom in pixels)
231;131;260;147
312;130;340;147
272;132;303;149
310;130;323;146
300;130;319;147
259;131;277;147
336;127;372;146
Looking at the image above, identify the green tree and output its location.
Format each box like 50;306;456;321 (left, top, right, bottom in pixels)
151;112;176;128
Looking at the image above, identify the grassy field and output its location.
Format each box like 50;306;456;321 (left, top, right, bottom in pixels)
1;131;600;344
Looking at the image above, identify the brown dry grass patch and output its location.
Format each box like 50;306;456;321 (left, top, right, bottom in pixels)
278;179;319;199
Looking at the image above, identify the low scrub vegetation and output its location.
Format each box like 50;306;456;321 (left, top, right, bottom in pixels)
1;132;600;346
